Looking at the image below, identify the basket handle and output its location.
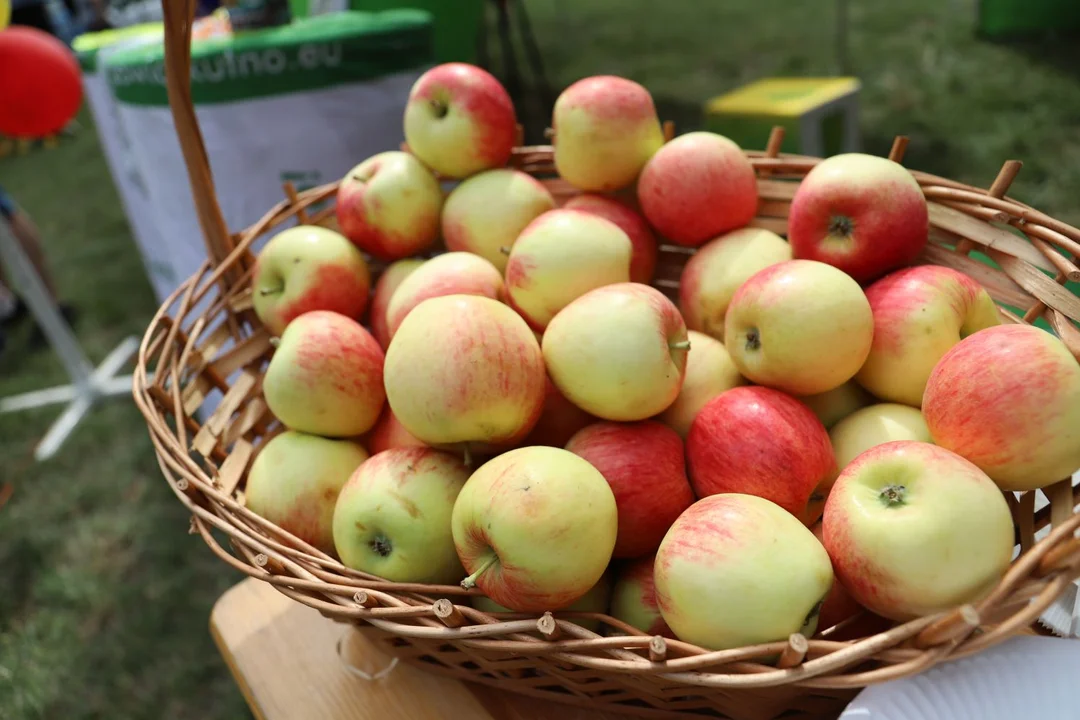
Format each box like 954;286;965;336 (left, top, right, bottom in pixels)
161;0;237;271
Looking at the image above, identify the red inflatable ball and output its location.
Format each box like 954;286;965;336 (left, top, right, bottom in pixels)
0;26;82;138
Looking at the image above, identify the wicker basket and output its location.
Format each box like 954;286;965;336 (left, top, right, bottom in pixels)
135;3;1080;719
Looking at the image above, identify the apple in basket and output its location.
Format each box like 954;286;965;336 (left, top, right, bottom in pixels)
245;430;368;555
724;259;874;395
657;330;744;437
922;324;1080;491
637;131;758;247
856;265;1001;407
609;555;673;637
403;62;517;179
252;225;371;337
384;251;505;341
823;441;1014;621
678;227;792;340
505;209;632;330
655;494;834;650
543;283;689;422
384;295;546;453
519;374;594;448
452;446;618;611
441;168;556;272
335;150;443;261
795;380;875;430
263;311;385;438
830;403;933;472
472;572;613;633
566;421;694;559
787;152;929;284
687;386;835;524
563;193;659;283
333;447;469;584
368;258;424;350
552;75;666;192
365;406;425;455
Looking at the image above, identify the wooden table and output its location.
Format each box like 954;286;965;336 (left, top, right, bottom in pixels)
211;578;636;720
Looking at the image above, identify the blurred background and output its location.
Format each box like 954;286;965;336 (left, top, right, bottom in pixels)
1;0;1080;717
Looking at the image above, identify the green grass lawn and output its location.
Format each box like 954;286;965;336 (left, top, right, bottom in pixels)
2;0;1079;717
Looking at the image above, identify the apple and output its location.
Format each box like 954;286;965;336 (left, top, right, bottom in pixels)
566;421;694;559
795;380;875;430
687;386;835;522
452;446;618;611
609;555;673;637
252;226;371;337
472;572;613;632
335;151;443;261
402;62;516;179
655;494;834;650
332;447;469;584
856;265;1001;407
658;331;744;437
543;283;688;421
441;168;556;271
366;405;426;455
678;227;791;340
505;209;632;330
725;259;874;395
520;374;594;448
564;194;658;283
922;324;1080;491
384;295;545;452
788;153;929;283
637;131;758;247
384;252;504;341
830;403;932;472
552;75;665;192
263;311;385;437
823;441;1014;620
245;430;368;555
808;522;869;635
368;258;424;350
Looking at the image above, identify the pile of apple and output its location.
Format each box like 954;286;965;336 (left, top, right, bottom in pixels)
243;62;1080;652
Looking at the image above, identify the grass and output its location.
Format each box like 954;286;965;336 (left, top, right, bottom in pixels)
2;0;1079;717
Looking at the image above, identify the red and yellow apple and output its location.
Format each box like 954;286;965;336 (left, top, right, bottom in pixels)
384;295;545;452
335;151;442;260
830;403;932;472
252;226;370;336
637;132;758;247
366;405;426;455
823;441;1014;620
724;260;874;395
369;258;424;349
246;430;368;555
452;447;618;611
809;521;873;636
564;193;658;283
565;421;694;559
655;494;834;650
923;324;1080;491
856;265;1000;406
609;555;673;637
788;153;929;283
505;209;632;330
403;62;516;179
552;75;665;192
658;331;744;437
263;310;385;437
519;374;594;448
384;252;504;341
543;283;689;421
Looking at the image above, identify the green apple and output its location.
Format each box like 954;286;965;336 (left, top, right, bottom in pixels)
252;225;371;337
609;555;672;637
654;494;833;650
452;446;618;611
795;380;875;429
658;330;744;437
246;431;368;555
441;168;555;271
830;403;932;471
332;447;469;584
506;209;632;330
725;260;874;395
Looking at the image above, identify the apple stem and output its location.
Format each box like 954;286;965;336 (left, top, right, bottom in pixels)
880;484;908;507
259;287;283;297
828;215;855;238
462;444;473;468
669;340;691;351
269;337;281;348
499;246;511;256
745;328;761;352
460;554;498;590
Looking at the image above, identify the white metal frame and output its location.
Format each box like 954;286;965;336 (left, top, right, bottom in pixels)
0;217;139;461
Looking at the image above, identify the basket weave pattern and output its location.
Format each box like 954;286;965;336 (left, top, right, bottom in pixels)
135;4;1080;719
